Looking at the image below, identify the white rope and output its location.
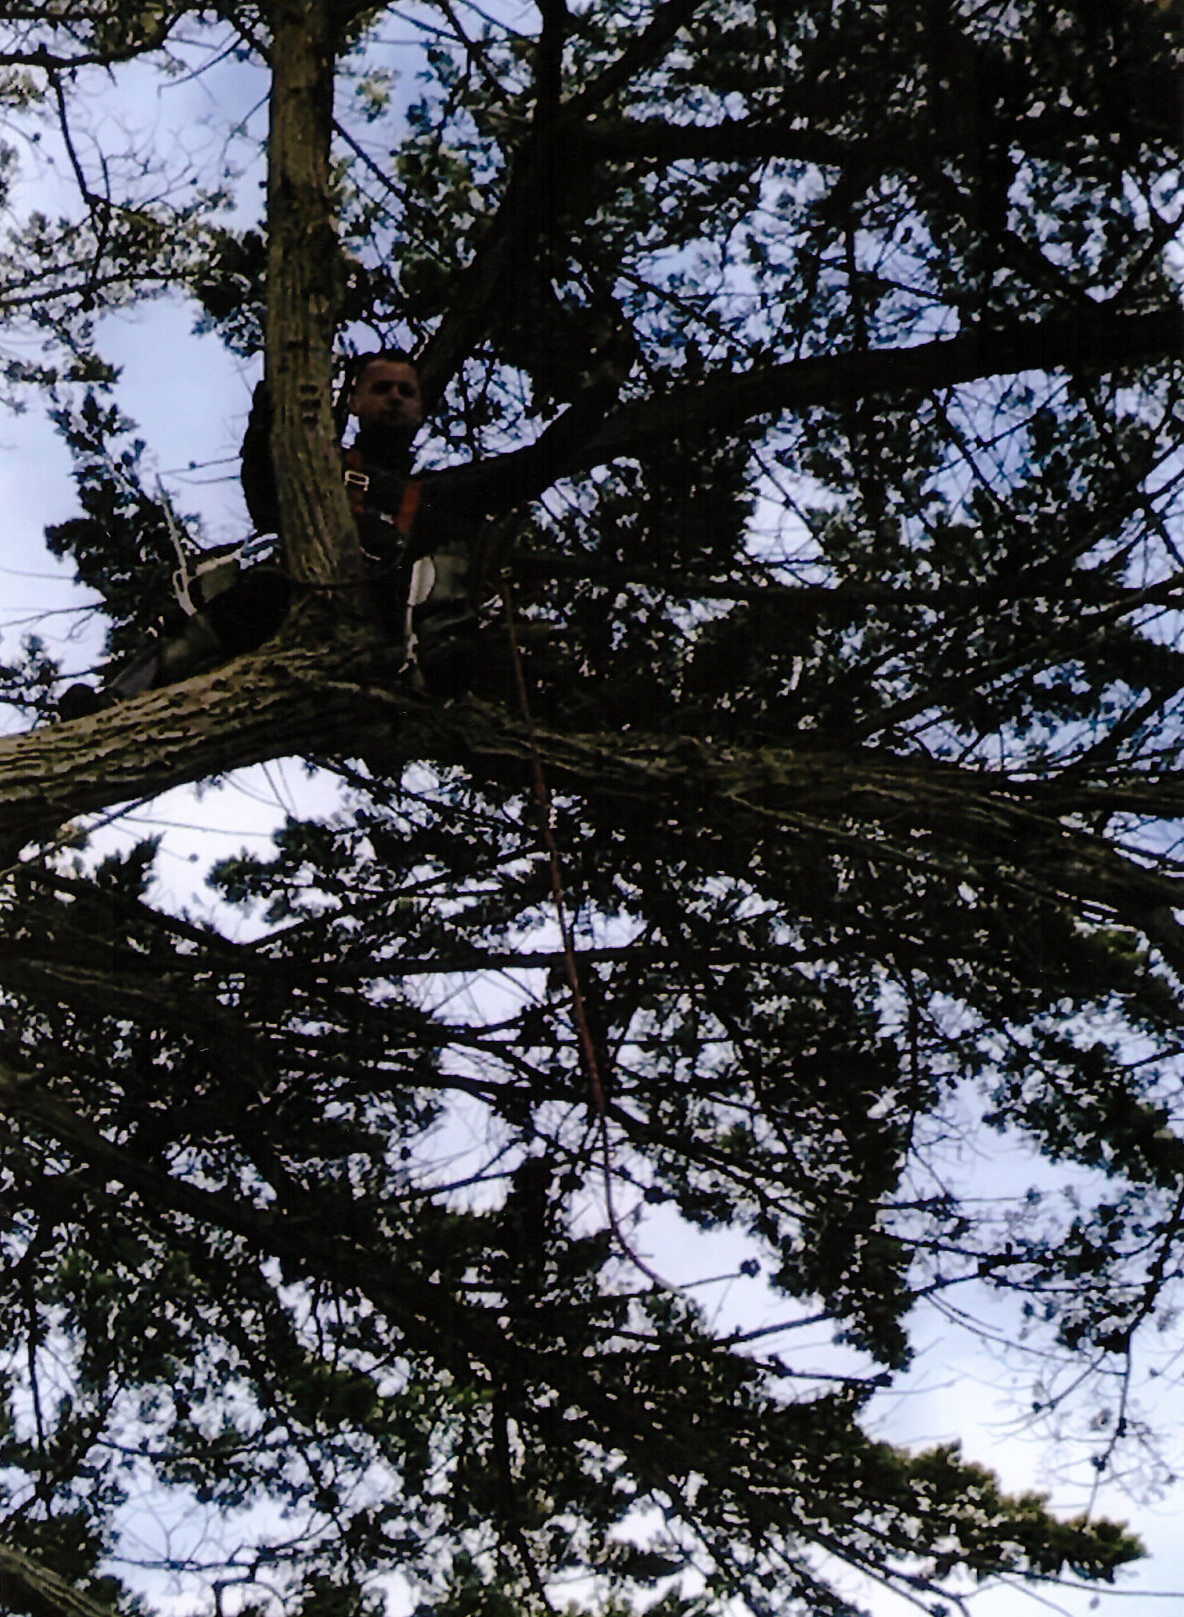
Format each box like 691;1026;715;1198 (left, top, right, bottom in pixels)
158;478;197;616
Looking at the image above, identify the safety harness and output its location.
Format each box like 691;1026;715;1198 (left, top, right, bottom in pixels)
164;453;469;690
167;453;425;616
341;447;473;680
341;445;422;542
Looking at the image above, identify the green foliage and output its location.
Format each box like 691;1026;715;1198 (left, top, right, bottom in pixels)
0;636;66;723
1;1;1183;1616
190;228;268;358
44;392;200;656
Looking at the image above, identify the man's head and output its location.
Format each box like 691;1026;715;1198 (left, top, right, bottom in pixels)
348;350;424;437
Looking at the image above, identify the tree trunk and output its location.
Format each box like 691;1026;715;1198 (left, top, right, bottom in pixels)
266;0;363;594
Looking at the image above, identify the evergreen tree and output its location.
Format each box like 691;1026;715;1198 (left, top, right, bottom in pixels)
0;2;1181;1614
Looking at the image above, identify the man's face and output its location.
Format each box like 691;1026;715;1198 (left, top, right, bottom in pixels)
350;359;424;435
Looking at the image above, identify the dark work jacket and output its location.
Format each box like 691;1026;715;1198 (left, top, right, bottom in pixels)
239;381;617;565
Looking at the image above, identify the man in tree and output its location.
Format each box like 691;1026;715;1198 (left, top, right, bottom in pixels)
10;2;1184;1613
245;339;630;637
59;337;628;716
241;349;426;545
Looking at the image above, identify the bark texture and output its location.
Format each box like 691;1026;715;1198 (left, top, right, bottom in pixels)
0;643;400;863
266;0;362;591
10;664;1184;974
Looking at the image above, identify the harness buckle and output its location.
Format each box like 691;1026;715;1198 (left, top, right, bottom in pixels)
343;469;370;491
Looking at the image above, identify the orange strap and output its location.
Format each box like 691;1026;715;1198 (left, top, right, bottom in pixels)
342;448;422;539
395;477;422;537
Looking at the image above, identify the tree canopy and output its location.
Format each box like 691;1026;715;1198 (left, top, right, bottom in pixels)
0;2;1182;1615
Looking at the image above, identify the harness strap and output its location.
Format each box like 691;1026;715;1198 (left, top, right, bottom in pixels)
342;445;368;518
342;446;422;539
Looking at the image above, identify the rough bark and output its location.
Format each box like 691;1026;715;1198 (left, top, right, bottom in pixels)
0;1541;118;1617
266;0;363;592
10;658;1184;969
0;641;402;865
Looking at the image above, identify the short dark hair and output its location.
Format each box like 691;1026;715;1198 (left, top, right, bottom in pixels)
345;349;419;391
334;349;421;432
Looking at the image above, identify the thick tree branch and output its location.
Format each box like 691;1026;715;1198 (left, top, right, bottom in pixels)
0;640;404;863
7;654;1184;940
420;308;1184;495
576;115;856;168
0;1541;118;1617
574;103;1184;179
578;307;1184;471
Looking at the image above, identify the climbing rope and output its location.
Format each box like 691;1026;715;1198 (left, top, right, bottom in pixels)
499;576;683;1298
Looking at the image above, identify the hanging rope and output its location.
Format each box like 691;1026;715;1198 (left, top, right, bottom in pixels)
499;576;684;1298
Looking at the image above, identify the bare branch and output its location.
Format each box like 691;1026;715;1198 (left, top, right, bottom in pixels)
580;307;1184;472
